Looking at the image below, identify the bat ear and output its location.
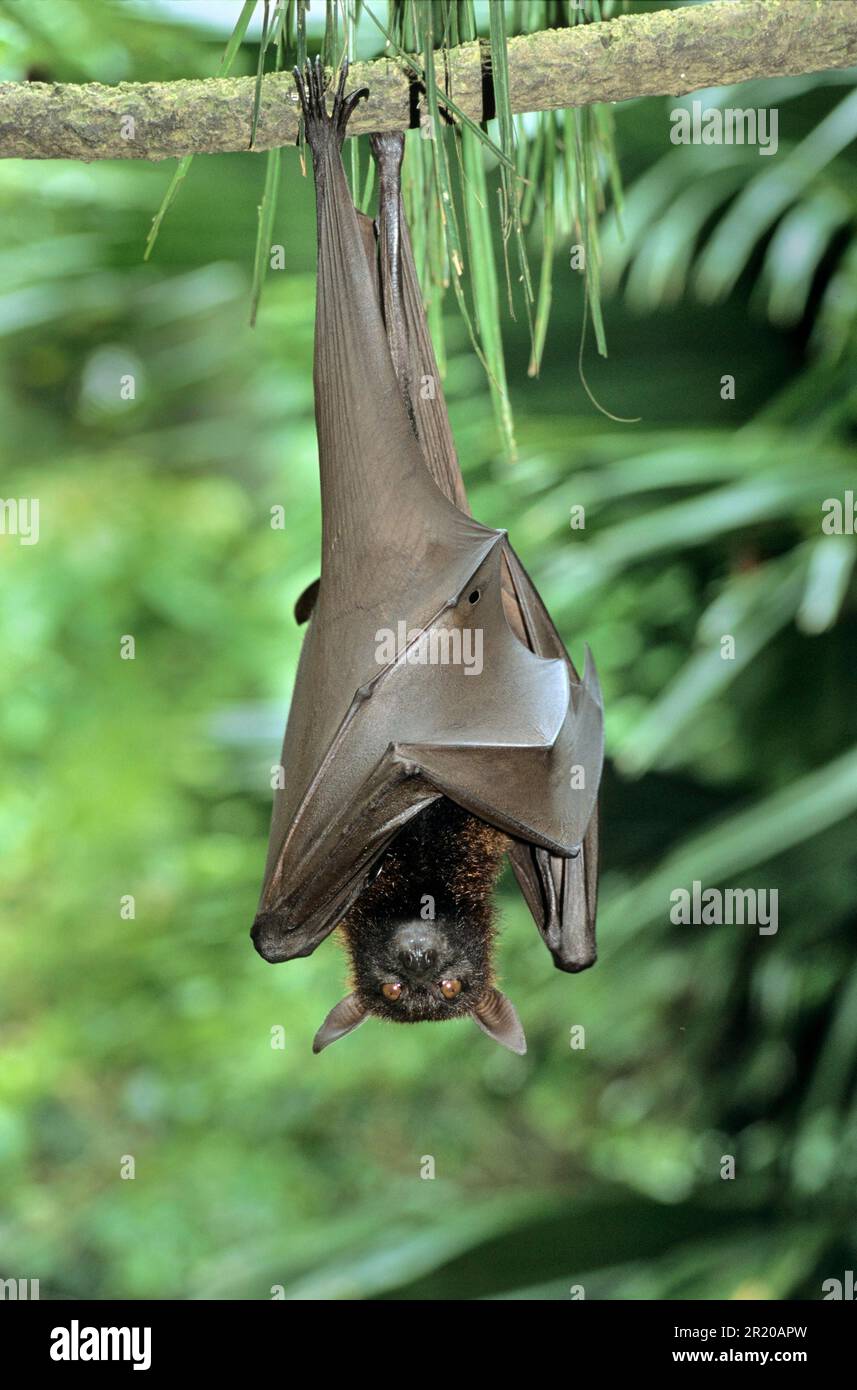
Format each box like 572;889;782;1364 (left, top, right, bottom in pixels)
473;989;527;1055
312;993;369;1054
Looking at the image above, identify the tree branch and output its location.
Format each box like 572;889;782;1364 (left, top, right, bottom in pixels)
1;0;855;162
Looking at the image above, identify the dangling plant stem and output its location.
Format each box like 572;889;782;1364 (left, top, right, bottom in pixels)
145;1;629;439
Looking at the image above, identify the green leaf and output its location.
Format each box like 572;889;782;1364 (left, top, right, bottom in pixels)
145;0;258;260
249;146;282;327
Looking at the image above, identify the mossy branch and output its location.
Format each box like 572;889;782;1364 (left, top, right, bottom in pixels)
0;1;855;162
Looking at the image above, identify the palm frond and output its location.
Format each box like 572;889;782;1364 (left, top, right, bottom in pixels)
144;1;627;455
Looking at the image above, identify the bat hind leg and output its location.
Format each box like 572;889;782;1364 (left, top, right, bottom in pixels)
369;130;413;423
367;123;467;509
293;55;368;160
369;130;405;180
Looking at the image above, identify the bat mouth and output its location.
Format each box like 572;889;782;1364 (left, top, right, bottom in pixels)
250;911;295;963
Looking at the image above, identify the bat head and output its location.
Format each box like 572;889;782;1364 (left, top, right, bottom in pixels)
348;915;494;1022
312;800;526;1055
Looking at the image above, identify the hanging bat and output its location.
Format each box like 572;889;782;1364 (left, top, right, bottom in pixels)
250;60;604;1056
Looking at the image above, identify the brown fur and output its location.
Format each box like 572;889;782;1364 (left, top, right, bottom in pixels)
339;798;510;1023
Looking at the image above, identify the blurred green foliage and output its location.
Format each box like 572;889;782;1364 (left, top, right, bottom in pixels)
0;2;856;1300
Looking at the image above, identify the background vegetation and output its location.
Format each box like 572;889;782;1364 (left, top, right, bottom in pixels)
1;0;855;1299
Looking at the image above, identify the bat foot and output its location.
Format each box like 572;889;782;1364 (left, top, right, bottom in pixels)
369;130;405;188
293;56;369;158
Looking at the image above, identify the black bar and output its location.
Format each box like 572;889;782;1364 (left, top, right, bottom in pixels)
1;1296;852;1375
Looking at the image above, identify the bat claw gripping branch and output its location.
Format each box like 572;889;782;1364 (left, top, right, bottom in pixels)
293;55;369;159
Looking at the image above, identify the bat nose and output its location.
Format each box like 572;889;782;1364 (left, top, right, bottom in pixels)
393;922;446;980
398;945;438;978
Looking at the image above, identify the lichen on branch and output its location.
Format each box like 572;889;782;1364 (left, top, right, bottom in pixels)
0;0;855;162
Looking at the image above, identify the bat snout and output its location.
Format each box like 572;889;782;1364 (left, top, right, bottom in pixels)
398;945;438;978
392;924;445;981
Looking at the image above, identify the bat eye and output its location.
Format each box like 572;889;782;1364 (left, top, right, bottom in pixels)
467;588;481;605
382;982;403;1001
440;978;462;999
